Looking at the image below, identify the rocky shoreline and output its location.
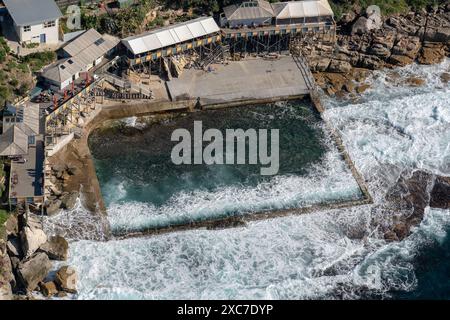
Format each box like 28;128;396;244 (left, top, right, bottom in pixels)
293;4;450;96
0;210;77;299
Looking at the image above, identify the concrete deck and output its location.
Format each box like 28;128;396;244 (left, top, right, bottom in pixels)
166;56;309;104
9;138;44;200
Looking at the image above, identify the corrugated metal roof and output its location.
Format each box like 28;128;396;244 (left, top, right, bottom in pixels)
122;16;220;56
3;0;62;26
273;0;334;19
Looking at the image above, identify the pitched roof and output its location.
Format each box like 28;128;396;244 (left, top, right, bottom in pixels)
272;0;334;19
41;58;84;84
122;16;220;56
3;0;62;26
43;29;119;84
0;125;30;156
223;0;274;21
62;28;103;57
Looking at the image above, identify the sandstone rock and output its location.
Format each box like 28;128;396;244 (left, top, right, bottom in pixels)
46;199;62;216
56;291;68;298
356;84;371;94
324;73;347;92
315;58;331;72
343;81;355;93
39;235;68;261
328;60;352;73
39;281;58;297
6;237;22;257
0;248;13;300
60;192;79;211
20;215;47;258
55;266;77;293
5;215;18;237
66;166;78;176
389;54;414;67
359;54;383;69
440;72;450;84
351;16;369;35
325;86;337;96
384;230;399;242
370;43;391;58
17;252;52;292
50;185;62;196
418;46;445;65
423;27;450;42
405;76;426;87
391;36;421;59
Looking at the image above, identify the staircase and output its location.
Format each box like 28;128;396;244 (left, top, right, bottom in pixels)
197;45;230;69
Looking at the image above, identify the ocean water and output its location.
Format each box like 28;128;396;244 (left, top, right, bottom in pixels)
89;103;362;233
46;59;450;299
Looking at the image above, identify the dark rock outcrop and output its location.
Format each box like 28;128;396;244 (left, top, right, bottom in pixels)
430;176;450;209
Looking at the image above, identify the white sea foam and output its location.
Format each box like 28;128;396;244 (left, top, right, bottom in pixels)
107;147;361;232
65;59;450;299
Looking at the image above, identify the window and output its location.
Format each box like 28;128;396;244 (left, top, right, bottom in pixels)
94;38;105;46
24;25;31;32
44;20;55;28
68;59;74;64
60;65;66;70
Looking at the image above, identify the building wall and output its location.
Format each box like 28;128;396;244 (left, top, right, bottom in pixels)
16;19;60;44
226;17;272;28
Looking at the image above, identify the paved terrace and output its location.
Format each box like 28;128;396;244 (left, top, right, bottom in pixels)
166;55;309;104
9;138;45;202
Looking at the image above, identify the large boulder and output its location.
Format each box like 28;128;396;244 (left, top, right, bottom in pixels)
5;215;18;237
328;60;352;73
351;16;369;35
389;54;414;67
20;215;47;258
418;44;446;65
370;43;391;58
423;27;450;42
359;54;383;69
39;281;58;297
391;36;421;59
39;236;69;261
60;192;79;210
55;266;77;293
46;199;62;216
16;252;52;292
6;236;22;257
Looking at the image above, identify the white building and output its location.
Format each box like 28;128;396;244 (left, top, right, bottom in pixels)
3;0;62;45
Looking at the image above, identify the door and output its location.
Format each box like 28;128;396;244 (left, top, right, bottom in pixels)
40;33;46;43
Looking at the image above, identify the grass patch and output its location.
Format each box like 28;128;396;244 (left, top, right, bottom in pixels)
0;209;8;226
21;51;56;72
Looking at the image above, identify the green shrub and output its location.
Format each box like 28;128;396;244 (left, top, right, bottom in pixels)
9;78;18;87
21;51;56;72
0;210;8;226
